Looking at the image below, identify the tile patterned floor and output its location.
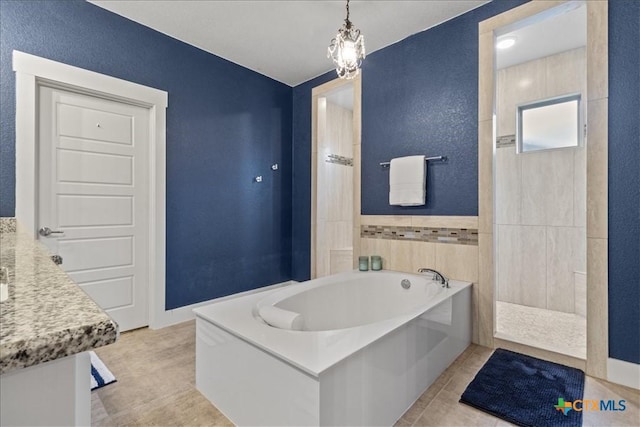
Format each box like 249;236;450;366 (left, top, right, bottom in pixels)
93;321;639;426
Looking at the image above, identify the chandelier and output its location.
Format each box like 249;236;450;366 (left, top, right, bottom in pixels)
327;0;366;79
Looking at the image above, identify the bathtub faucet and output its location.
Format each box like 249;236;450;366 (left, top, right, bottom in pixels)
417;268;449;288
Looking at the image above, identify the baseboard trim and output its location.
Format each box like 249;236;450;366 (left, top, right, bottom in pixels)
150;280;297;330
607;357;640;390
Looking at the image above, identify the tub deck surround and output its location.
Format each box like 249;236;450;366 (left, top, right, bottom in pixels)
196;270;472;426
195;270;471;377
0;219;118;375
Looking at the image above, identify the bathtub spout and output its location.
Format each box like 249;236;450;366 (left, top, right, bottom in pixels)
417;268;449;288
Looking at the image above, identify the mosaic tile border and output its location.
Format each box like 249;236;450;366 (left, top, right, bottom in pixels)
361;224;478;246
0;217;16;234
496;134;516;148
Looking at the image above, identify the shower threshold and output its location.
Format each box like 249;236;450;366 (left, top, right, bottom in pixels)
495;301;586;360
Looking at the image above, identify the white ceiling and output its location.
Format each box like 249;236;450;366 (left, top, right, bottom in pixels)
496;4;586;69
88;1;489;86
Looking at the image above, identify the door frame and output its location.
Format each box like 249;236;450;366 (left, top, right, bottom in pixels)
13;50;168;330
477;1;609;379
310;75;362;279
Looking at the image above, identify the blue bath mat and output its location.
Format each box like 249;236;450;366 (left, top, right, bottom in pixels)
460;348;584;427
90;351;116;391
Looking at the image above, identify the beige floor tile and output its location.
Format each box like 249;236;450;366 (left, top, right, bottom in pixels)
461;346;494;372
92;320;640;427
494;420;517;426
442;367;479;396
108;389;231;427
91;390;109;425
415;389;496;427
394;416;413;427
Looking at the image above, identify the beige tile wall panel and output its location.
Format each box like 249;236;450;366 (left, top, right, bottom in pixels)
587;99;608;239
478;32;494;122
495;146;521;225
351;75;362;268
360;215;412;227
546;226;586;313
471;286;480;345
499;60;547;137
435;244;478;283
329;249;353;275
323;162;353;222
497;225;547;308
359;215;479;229
574;271;587;318
311;75;361;278
478;119;493;234
408;241;436;274
585;0;608;380
315;100;354;278
352;226;361;270
411;216;478;229
310;148;318;279
587;237;608;379
587;1;609;101
326;102;353;157
352;144;361;218
352;145;361;267
317;221;352;277
496;69;509;136
385;240;414;273
478;233;494;347
545;48;587;97
358;238;438;276
521;149;575;227
574;146;587;228
359;238;391;270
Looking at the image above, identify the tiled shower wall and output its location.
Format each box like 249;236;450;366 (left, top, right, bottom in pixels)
495;48;586;316
316;100;353;277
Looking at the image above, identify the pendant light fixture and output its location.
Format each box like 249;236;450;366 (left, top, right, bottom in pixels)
327;0;366;79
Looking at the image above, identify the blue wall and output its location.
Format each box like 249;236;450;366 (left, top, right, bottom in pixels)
0;0;293;309
608;0;640;364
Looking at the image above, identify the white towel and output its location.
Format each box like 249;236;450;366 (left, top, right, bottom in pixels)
389;155;426;206
258;305;304;331
90;351;116;390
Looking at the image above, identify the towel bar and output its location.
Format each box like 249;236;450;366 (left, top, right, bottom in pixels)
379;156;447;167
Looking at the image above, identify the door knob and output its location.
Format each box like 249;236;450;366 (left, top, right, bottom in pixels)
39;227;64;237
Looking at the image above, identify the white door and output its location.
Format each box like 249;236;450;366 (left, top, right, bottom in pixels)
38;86;149;331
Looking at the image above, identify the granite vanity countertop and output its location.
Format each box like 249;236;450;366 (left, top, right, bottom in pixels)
0;219;118;375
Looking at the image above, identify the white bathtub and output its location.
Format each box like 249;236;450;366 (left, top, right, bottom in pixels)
194;270;471;426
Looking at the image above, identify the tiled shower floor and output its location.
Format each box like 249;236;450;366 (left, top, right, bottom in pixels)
496;301;586;360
